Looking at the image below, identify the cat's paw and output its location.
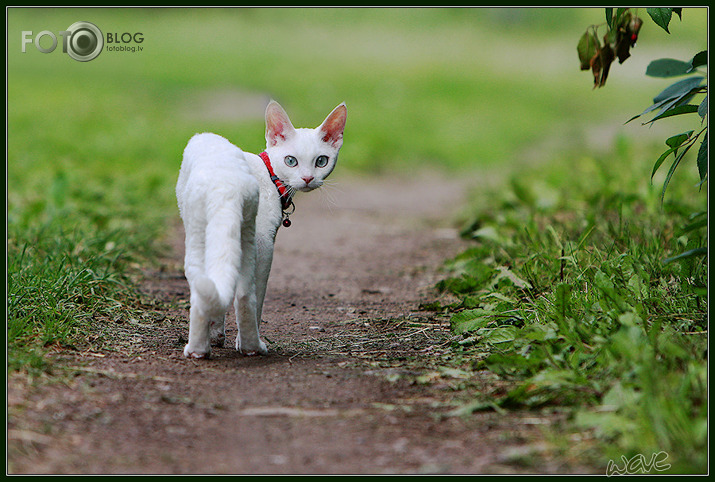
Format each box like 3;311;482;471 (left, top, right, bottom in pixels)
238;338;268;356
184;344;210;359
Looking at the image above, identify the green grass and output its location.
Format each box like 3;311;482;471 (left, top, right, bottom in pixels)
434;138;707;472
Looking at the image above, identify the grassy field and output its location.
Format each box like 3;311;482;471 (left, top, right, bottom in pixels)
7;7;708;473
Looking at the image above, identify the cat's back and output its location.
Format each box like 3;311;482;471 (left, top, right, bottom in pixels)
182;132;247;170
179;132;256;184
177;133;258;210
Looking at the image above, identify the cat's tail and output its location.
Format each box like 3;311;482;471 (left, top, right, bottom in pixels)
193;275;224;313
195;180;260;314
196;215;244;313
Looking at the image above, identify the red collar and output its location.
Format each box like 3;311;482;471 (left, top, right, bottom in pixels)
259;151;293;211
259;151;294;212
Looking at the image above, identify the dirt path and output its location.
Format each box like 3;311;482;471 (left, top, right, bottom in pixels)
7;172;572;475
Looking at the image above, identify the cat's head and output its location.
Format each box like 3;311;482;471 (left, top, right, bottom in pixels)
264;100;347;193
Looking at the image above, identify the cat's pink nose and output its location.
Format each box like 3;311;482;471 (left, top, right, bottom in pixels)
302;176;314;185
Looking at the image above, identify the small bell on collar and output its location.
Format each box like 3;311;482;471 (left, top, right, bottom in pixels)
281;200;295;228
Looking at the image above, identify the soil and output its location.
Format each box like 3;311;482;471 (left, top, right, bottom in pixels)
7;172;586;475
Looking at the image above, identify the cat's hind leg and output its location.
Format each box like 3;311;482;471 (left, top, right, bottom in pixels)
182;224;212;358
233;189;267;355
184;277;220;358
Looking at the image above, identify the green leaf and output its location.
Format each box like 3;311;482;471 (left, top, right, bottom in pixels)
688;51;707;72
646;58;693;78
627;77;703;124
661;142;695;201
605;8;614;29
651;147;677;180
633;98;677;120
484;325;517;345
652;94;699;124
647;7;674;33
666;131;693;149
450;309;492;334
577;30;600;71
697;136;708;184
638;77;704;124
646;104;699;124
653;76;704;103
698;96;707;119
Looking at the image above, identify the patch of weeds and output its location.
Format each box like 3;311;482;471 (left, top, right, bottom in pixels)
435;151;707;473
6;166;171;376
7;215;152;375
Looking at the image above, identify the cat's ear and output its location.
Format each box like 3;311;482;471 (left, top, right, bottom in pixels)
265;101;296;147
318;102;347;149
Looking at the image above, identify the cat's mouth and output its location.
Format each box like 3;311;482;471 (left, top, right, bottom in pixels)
294;181;321;193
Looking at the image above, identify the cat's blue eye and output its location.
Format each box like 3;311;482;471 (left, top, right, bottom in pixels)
284;156;298;167
315;155;329;168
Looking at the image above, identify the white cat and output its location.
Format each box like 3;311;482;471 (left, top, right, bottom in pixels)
176;100;347;358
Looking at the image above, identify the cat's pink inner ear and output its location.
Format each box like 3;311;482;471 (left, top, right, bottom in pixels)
319;104;347;147
265;103;295;146
266;123;285;146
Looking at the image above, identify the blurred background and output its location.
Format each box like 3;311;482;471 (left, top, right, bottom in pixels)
8;8;707;187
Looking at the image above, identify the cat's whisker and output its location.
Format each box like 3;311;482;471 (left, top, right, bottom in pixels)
318;180;341;211
322;178;343;194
